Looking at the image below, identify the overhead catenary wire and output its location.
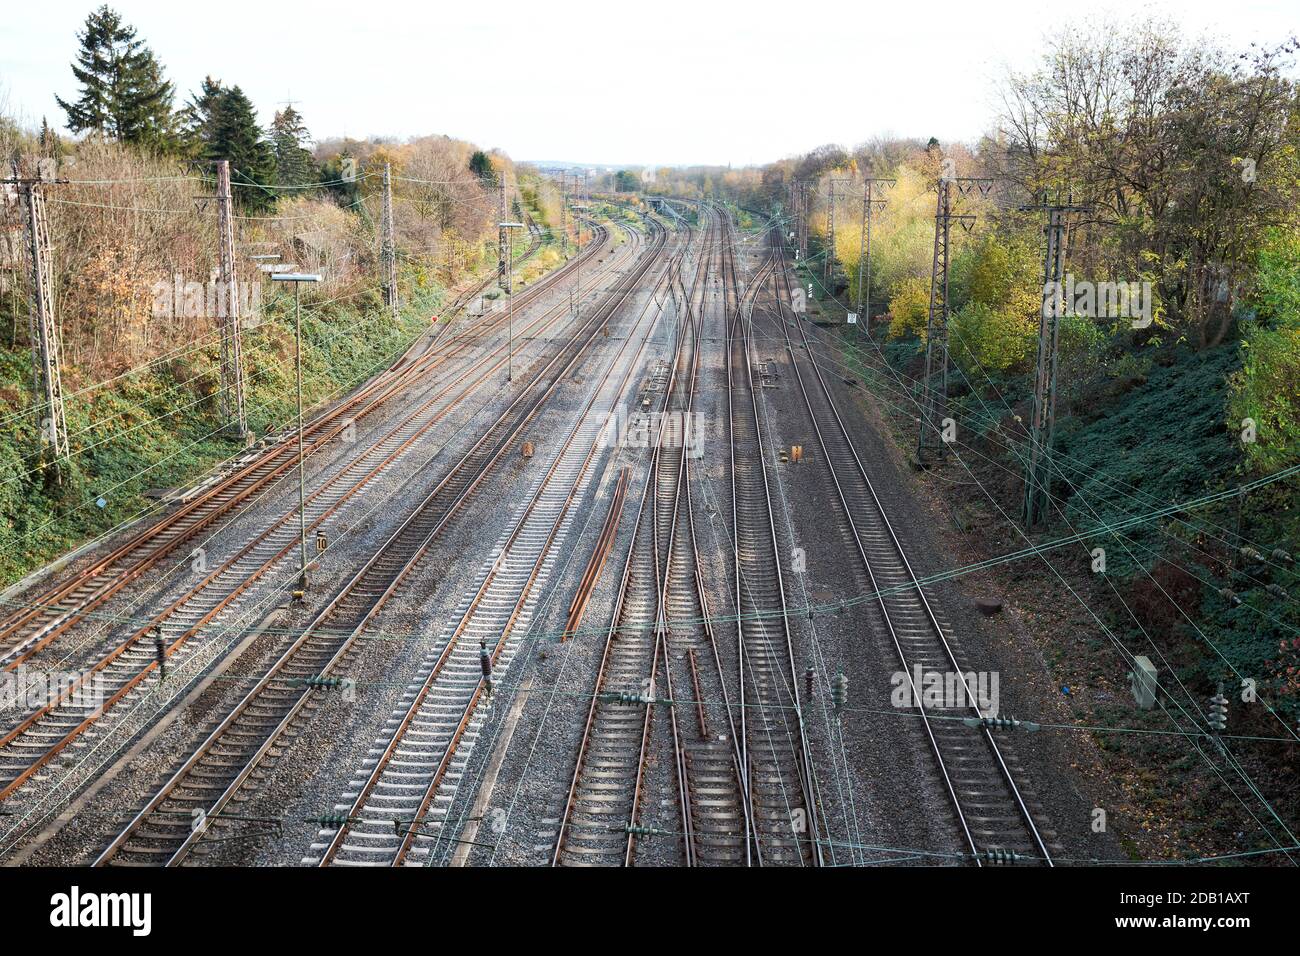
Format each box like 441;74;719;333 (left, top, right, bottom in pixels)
5;213;1294;863
759;291;1300;695
0;215;566;601
7;200;1289;858
725;247;866;862
0;285;394;499
0;290;411;562
728;199;1293;843
0;299;545;851
782;308;1300;619
0;450;1295;661
780;211;1298;576
749;281;1300;737
794;223;1297;577
768;250;1299;854
0;215;625;851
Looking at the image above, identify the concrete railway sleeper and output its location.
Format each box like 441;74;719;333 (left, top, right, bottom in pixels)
0;220;591;672
768;231;1055;867
0;222;635;804
307;220;679;867
92;217;667;866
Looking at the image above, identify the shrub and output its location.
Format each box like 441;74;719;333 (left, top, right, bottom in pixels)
1229;323;1300;473
886;274;932;341
949;300;1036;374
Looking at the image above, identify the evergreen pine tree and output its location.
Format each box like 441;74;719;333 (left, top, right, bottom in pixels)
39;118;60;156
206;86;275;208
55;5;176;150
269;106;316;189
177;76;225;159
469;150;497;187
123;54;178;151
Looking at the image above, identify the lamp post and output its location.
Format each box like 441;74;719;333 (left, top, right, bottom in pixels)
499;221;524;382
271;272;322;589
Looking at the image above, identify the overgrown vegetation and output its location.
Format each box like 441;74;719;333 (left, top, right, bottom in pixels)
647;17;1300;802
0;5;567;588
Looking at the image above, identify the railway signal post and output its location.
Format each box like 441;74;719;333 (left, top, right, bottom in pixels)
380;162;399;321
559;170;568;258
572;204;590;323
497;177;509;288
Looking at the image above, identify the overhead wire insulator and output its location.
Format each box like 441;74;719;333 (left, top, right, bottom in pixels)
831;670;849;713
600;691;659;706
1218;587;1242;606
1270;548;1294;566
625;823;667;837
976;848;1022;865
1208;683;1229;733
963;715;1041;732
1265;583;1289;600
1239;546;1266;564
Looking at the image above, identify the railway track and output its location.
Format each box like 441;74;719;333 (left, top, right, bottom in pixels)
652;208;750;866
92;216;667;866
724;223;821;866
553;204;750;867
395;214;544;364
768;233;1056;866
0;218;587;677
305;220;678;868
0;222;632;804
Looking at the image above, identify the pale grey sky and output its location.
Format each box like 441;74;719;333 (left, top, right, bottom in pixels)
1;0;1295;167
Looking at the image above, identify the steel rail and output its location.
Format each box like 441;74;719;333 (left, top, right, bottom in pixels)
320;219;676;867
92;219;653;866
653;203;752;866
553;205;751;866
725;219;823;866
0;221;594;666
551;229;707;866
670;205;754;863
0;228;630;801
769;232;1053;866
356;226;681;868
562;467;632;642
